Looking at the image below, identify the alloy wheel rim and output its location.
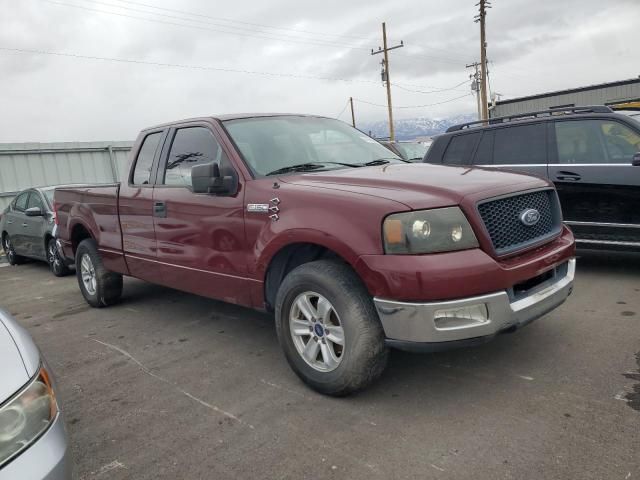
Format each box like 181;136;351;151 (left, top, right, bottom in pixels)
80;254;97;295
48;244;59;270
4;238;14;262
289;291;345;372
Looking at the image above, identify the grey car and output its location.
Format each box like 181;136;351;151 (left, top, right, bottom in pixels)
0;186;75;276
0;308;71;479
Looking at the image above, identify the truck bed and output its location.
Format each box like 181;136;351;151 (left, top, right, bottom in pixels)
54;184;126;272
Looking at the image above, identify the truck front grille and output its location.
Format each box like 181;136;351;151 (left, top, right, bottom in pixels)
477;189;562;255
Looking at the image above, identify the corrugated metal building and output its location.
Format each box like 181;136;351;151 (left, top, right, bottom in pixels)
490;77;640;118
0;141;133;210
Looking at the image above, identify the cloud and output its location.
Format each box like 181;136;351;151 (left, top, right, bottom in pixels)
0;0;638;141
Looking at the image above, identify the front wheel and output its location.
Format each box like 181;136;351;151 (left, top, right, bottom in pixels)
75;239;123;307
275;260;388;396
3;235;25;265
48;238;71;277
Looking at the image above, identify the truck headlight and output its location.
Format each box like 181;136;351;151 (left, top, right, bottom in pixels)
383;207;479;254
0;367;58;467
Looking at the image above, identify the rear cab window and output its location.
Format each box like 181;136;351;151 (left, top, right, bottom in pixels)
132;132;164;185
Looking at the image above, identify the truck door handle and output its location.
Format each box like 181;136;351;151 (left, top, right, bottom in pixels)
22;223;28;227
555;171;581;181
6;220;12;225
153;201;167;218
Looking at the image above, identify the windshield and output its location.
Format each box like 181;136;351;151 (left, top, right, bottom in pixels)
394;142;429;161
223;116;402;177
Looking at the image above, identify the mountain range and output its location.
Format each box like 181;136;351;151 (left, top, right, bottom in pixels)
357;113;476;140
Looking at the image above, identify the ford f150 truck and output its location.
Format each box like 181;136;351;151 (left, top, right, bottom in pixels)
54;114;576;395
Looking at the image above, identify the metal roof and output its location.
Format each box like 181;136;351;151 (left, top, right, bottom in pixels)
495;77;640;106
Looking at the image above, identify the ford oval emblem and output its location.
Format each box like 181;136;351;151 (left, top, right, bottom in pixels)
520;208;540;226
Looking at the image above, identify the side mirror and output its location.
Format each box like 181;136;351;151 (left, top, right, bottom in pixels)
25;207;44;217
632;153;640;166
191;162;238;195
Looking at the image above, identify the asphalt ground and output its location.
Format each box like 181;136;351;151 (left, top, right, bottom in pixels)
0;250;638;480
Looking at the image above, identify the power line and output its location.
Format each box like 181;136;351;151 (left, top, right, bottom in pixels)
0;45;470;93
354;93;472;109
42;0;473;67
78;0;369;45
43;0;370;50
393;79;469;94
0;46;379;83
109;0;373;41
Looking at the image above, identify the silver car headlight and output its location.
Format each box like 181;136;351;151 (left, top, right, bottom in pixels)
383;207;479;254
0;366;58;467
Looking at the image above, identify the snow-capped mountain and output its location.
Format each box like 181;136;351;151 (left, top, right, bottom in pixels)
357;114;476;140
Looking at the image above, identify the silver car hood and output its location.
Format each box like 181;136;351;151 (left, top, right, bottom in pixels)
0;309;40;402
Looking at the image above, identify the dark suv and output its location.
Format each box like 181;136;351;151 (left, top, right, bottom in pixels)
424;106;640;251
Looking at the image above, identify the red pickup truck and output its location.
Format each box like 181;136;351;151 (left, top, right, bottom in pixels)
54;114;576;395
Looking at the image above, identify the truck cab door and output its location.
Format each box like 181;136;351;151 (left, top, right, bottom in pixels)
549;118;640;247
150;124;250;306
118;130;166;282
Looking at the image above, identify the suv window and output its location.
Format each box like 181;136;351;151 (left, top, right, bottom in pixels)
600;121;640;163
132;132;163;185
163;127;230;187
13;191;29;211
27;192;44;211
493;124;546;165
442;133;480;165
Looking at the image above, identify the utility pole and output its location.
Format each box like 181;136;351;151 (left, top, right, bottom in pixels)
466;62;482;121
475;0;491;121
371;23;403;141
349;97;356;128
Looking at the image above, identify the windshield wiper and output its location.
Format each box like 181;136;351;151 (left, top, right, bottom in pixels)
265;161;362;176
362;157;408;166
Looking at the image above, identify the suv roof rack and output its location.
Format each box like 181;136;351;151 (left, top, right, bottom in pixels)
446;105;614;132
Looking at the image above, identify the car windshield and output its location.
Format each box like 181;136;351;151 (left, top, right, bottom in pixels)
394;142;429;161
223;116;403;177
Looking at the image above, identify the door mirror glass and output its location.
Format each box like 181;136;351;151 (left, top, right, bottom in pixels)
191;162;238;195
25;207;44;217
633;152;640;166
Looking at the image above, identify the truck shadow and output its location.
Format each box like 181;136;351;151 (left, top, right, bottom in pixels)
574;248;640;277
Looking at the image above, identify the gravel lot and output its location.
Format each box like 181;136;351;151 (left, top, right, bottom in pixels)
1;250;638;479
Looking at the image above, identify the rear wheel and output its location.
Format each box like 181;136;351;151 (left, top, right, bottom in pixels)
275;260;388;396
75;239;123;307
48;238;71;277
2;235;25;265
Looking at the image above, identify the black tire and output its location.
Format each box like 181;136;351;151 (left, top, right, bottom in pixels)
48;238;71;277
275;260;388;396
75;238;123;308
2;234;25;266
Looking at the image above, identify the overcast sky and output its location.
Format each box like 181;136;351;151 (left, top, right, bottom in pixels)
0;0;638;142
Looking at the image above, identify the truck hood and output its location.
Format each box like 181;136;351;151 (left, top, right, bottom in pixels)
279;163;548;210
0;309;40;402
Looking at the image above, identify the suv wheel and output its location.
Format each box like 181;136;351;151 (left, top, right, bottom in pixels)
275;260;388;396
48;238;71;277
3;235;25;265
75;239;123;307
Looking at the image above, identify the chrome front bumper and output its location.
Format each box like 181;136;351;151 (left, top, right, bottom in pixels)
374;258;575;345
